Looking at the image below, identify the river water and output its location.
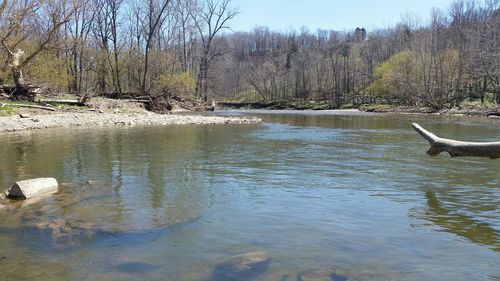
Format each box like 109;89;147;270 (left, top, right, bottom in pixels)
0;111;499;281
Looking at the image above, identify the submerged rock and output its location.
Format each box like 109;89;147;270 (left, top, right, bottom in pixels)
349;273;390;281
297;267;354;281
112;262;160;273
5;178;58;200
212;251;271;281
279;274;293;281
297;267;390;281
35;219;97;245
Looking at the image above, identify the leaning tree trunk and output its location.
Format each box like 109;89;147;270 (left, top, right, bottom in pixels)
412;123;500;159
9;49;35;101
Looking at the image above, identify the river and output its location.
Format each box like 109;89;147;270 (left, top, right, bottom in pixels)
0;111;499;280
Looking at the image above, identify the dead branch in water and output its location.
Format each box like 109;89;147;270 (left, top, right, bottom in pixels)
412;123;500;159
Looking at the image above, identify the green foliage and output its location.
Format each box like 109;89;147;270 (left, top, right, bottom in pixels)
24;52;69;89
153;71;196;97
0;68;10;85
368;50;414;101
0;101;17;116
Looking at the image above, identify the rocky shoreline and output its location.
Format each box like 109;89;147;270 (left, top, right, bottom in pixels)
0;112;261;132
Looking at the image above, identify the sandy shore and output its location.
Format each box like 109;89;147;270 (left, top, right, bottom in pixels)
0;112;261;132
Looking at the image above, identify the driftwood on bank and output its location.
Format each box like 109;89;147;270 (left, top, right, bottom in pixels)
146;95;214;112
412;123;500;159
484;107;500;117
0;102;56;111
36;99;86;106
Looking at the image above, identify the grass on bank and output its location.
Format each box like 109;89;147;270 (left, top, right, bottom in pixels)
0;100;21;116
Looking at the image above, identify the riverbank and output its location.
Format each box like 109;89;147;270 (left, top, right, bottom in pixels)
0;112;260;132
360;104;500;117
218;101;500;117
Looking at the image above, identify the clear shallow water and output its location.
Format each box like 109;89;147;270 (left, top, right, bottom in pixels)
0;111;499;281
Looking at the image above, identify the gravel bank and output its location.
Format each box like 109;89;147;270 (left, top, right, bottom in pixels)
0;112;260;132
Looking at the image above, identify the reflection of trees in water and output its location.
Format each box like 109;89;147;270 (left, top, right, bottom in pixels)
0;127;212;232
424;189;499;251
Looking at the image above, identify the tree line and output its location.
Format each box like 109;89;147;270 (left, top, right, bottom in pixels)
217;0;499;109
0;0;236;102
0;0;498;109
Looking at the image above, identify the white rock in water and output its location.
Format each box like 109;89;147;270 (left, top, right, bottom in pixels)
5;178;59;200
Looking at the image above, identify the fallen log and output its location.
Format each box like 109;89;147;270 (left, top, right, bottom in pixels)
412;123;500;159
484;108;500;117
122;99;150;103
36;99;86;106
0;102;56;111
5;178;59;200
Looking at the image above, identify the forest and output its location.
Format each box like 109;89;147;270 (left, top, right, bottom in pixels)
0;0;498;110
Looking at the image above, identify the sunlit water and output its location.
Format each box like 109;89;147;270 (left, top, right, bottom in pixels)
0;111;499;281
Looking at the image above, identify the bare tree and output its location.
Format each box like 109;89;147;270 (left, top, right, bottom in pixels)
174;0;197;73
65;0;96;94
140;0;172;93
108;0;124;95
91;0;124;95
191;0;238;101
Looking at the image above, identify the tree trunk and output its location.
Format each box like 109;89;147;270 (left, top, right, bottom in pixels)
12;69;24;86
412;123;500;159
11;65;35;101
5;178;59;200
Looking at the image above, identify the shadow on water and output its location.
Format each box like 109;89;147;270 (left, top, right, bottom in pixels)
423;189;499;251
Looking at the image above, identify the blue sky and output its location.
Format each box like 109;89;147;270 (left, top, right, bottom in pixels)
229;0;455;32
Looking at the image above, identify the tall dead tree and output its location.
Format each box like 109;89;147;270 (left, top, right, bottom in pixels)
106;0;124;95
174;0;197;73
140;0;172;93
65;0;96;94
191;0;237;101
